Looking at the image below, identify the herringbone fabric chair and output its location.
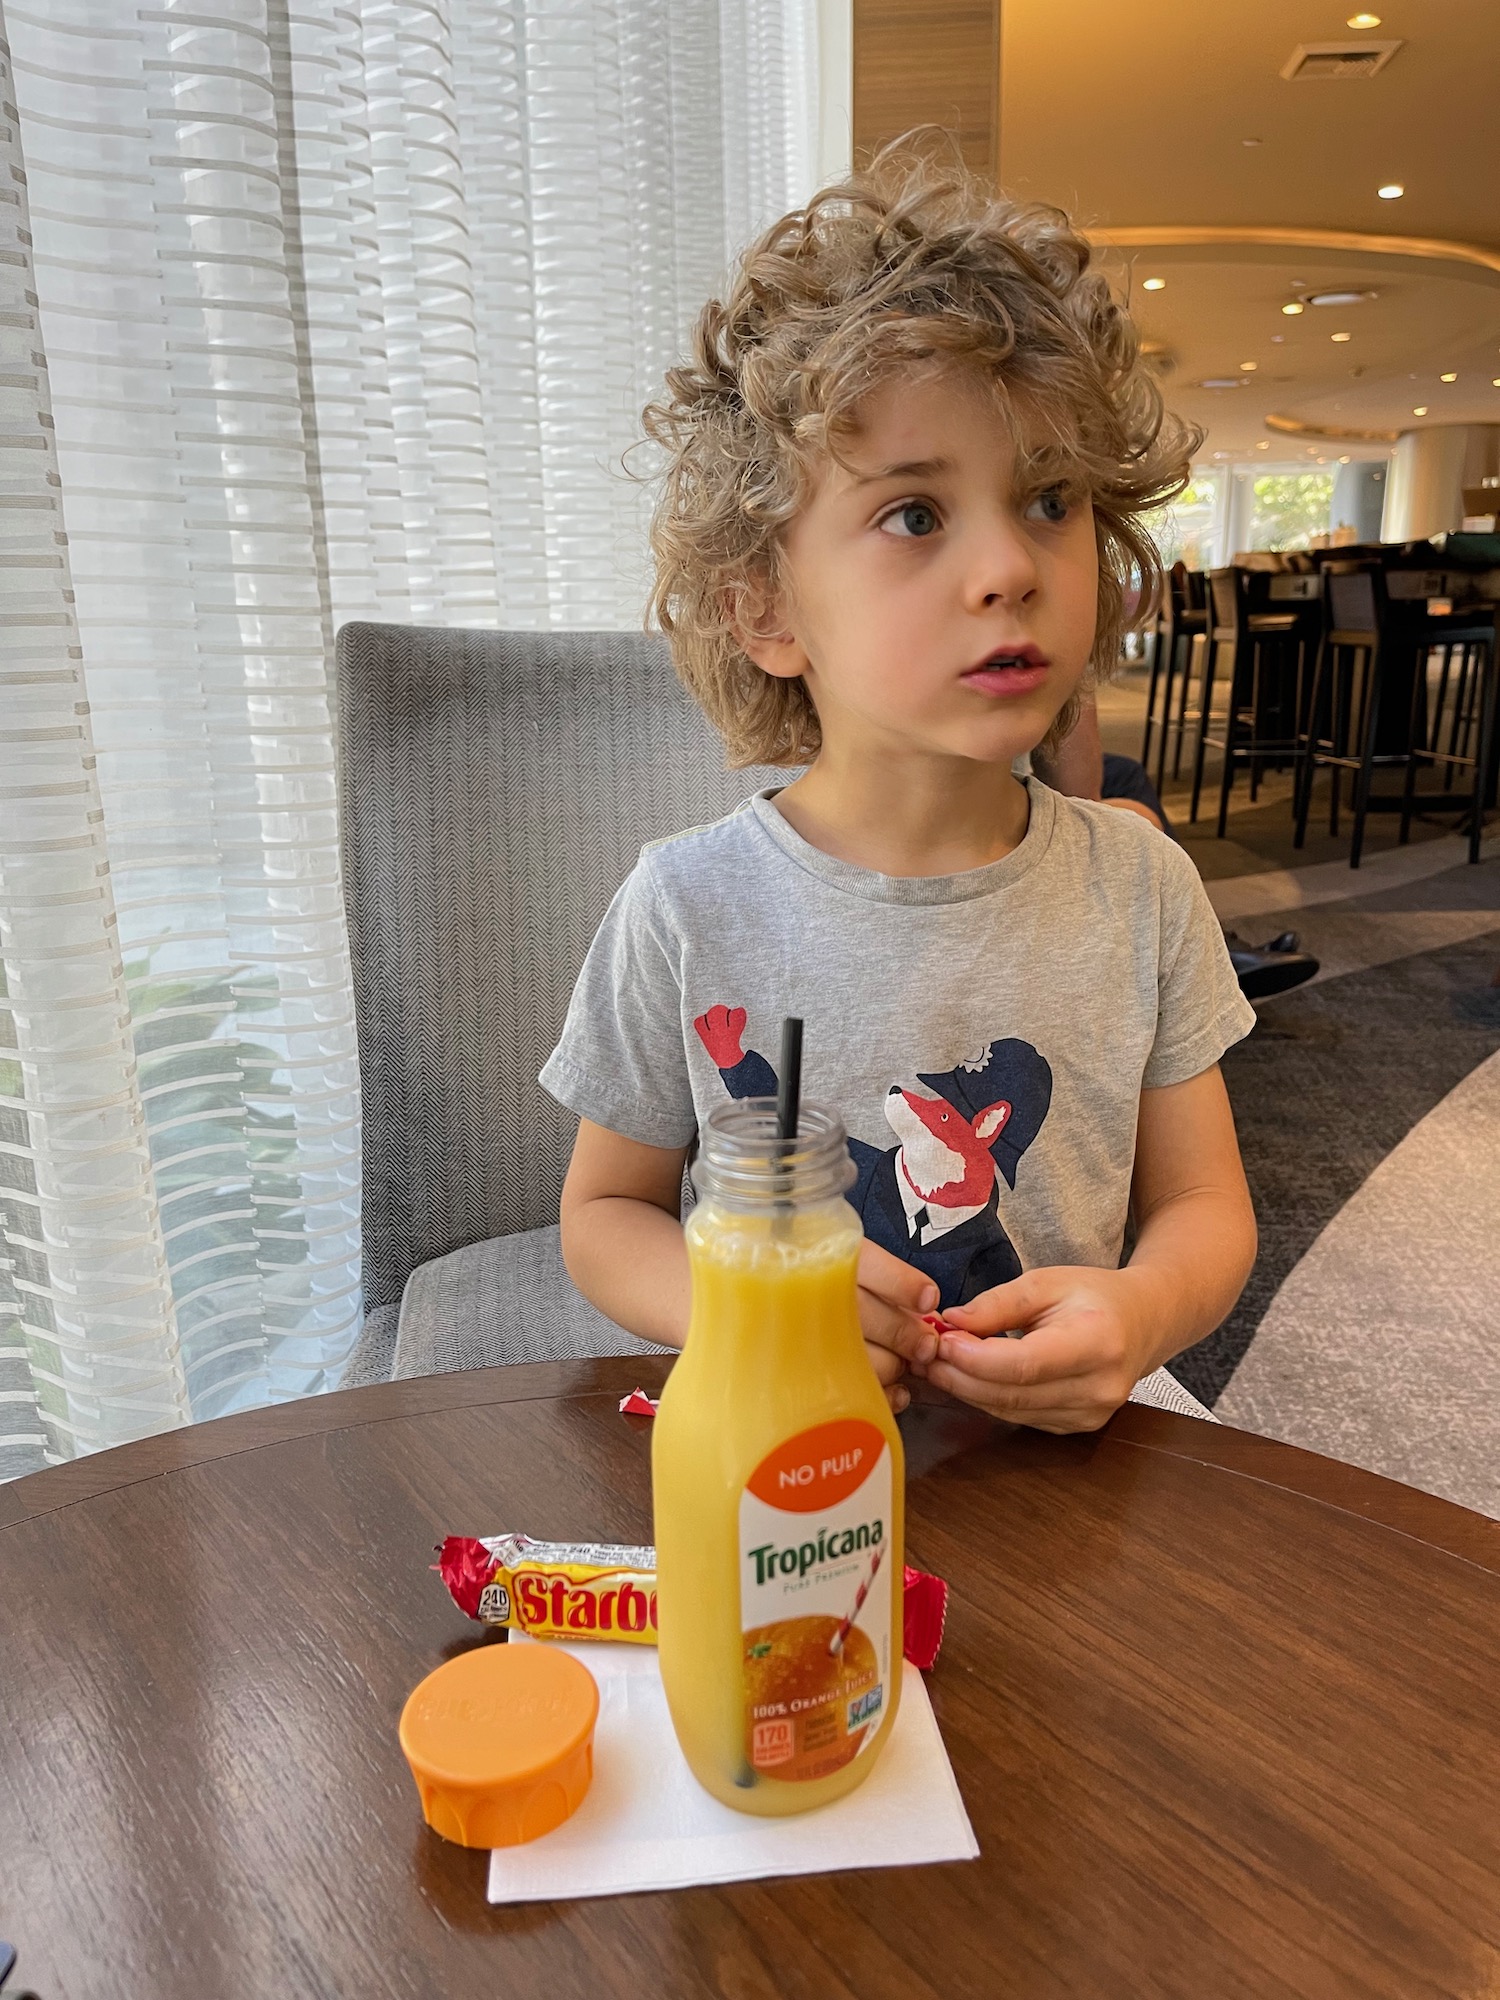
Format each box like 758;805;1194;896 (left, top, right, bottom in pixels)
334;623;782;1381
333;620;1215;1422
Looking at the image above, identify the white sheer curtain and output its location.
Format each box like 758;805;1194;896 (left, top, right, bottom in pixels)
0;0;819;1478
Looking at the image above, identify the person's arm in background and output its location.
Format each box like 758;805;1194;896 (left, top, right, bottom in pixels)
1034;696;1165;830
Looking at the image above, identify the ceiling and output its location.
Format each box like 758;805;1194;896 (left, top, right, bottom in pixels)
998;0;1500;465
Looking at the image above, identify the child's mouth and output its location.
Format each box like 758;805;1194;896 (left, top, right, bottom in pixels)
960;650;1050;698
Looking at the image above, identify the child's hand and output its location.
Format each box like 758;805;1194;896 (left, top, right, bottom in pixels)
918;1267;1161;1433
856;1240;941;1415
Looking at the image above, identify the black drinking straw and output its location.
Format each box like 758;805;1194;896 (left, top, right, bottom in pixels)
770;1016;803;1243
776;1016;804;1143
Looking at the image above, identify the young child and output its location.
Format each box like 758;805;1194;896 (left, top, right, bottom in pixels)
539;140;1258;1432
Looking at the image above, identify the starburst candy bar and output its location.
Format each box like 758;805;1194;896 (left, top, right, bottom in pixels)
437;1531;659;1644
437;1532;950;1667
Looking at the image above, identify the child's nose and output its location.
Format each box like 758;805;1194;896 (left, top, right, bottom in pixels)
969;519;1041;607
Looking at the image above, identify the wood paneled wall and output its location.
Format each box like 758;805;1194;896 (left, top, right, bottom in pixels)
851;0;1001;180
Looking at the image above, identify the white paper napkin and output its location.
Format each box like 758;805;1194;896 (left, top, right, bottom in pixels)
488;1638;978;1904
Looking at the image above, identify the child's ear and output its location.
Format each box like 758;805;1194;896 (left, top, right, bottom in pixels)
722;576;808;682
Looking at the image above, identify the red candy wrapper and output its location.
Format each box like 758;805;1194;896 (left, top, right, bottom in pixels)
901;1562;949;1671
618;1387;660;1417
438;1533;502;1621
437;1533;949;1668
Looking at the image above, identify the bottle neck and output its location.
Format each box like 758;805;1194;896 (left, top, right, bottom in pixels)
693;1098;855;1213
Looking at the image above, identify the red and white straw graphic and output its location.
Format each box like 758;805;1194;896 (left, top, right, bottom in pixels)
828;1542;886;1656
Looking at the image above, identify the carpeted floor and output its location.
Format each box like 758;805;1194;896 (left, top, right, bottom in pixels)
1101;667;1500;1519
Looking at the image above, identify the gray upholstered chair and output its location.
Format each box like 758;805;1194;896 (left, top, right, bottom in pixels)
333;624;782;1385
332;619;1213;1421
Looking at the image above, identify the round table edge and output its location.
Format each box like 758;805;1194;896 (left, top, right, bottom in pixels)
3;1359;1497;1576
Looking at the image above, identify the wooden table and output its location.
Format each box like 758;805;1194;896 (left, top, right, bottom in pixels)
3;1358;1498;1999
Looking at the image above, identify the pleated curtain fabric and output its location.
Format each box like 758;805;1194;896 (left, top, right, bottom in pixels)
0;0;819;1477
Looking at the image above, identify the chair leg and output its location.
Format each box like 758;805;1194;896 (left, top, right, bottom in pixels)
1153;634;1175;796
1399;643;1425;846
1471;649;1499;864
1329;647;1354;838
1216;700;1238;839
1160;631;1187;796
1189;640;1218;824
1292;746;1312;848
1141;637;1160;767
1172;633;1198;781
1293;645;1326;851
1349;649;1380;870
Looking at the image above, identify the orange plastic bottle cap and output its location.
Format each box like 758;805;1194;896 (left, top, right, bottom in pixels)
399;1642;599;1848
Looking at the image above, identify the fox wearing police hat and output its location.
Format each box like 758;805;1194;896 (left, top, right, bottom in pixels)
693;1009;1053;1308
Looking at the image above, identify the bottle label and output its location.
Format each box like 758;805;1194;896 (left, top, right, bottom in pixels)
738;1417;892;1782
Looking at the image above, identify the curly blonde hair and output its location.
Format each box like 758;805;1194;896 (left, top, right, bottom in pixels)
642;130;1199;767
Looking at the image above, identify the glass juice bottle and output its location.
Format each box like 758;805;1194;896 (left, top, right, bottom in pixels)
653;1099;904;1815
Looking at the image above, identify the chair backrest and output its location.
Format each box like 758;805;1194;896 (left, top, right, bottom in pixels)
1162;561;1188;629
1208;567;1239;631
1326;566;1378;636
334;624;785;1309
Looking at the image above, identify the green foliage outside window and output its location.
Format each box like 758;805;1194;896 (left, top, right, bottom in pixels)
1142;474;1219;570
1246;473;1335;552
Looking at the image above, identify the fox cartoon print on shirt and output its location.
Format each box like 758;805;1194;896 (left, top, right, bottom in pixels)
692;1005;1053;1308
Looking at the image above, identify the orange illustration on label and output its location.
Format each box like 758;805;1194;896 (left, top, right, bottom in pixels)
739;1418;893;1782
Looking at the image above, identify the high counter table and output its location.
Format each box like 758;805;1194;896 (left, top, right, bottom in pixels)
3;1357;1498;1999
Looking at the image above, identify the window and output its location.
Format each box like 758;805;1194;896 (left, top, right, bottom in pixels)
1244;472;1335;552
1143;474;1219;569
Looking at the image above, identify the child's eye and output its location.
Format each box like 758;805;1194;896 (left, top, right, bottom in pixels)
878;500;941;539
1025;487;1072;525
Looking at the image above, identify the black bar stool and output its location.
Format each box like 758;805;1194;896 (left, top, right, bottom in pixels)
1191;567;1308;834
1399;609;1500;863
1142;564;1209;794
1140;567;1176;773
1294;564;1409;868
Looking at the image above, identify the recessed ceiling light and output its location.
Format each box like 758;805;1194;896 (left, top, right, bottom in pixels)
1347;11;1382;26
1239;360;1258;371
1308;290;1375;307
1331;332;1352;343
1339;455;1351;463
1378;183;1404;200
1282;302;1305;315
1256;440;1269;449
1412;406;1428;416
1440;372;1457;382
1200;377;1247;390
1242;137;1262;147
1492;378;1500;387
1141;277;1166;291
1271;334;1285;344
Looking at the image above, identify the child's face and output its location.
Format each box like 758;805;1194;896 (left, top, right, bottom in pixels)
744;365;1099;767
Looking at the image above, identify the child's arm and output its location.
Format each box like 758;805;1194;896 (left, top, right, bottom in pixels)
559;1120;694;1348
917;1066;1256;1431
560;1118;941;1406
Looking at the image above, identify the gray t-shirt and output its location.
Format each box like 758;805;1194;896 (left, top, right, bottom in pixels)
540;779;1255;1309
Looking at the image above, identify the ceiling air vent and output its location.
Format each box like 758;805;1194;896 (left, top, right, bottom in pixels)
1280;40;1402;81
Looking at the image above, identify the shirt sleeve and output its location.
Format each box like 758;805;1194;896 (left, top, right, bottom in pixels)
1141;840;1258;1090
537;854;698;1148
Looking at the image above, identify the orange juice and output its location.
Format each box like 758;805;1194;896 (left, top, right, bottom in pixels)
653;1100;904;1815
